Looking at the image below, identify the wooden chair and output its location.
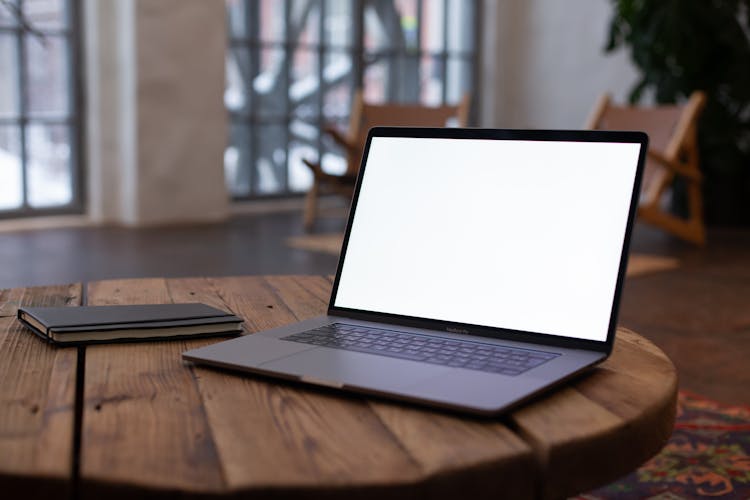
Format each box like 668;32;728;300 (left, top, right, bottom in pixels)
302;91;471;230
586;91;707;245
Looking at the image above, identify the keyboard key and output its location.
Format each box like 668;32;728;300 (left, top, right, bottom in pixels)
281;323;558;376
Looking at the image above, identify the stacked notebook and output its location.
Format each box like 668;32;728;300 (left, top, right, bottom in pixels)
18;303;243;346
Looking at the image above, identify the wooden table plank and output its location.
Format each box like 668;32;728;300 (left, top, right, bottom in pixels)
509;327;678;499
80;279;224;499
169;277;427;497
171;276;536;498
367;401;536;499
69;275;677;500
0;284;81;498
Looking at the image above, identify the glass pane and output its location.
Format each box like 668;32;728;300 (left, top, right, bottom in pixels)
420;55;443;106
255;47;287;119
0;126;23;210
395;0;418;51
225;47;250;113
325;0;353;48
260;0;286;42
26;123;72;208
422;0;445;52
289;118;317;145
255;123;287;194
363;4;392;51
26;34;70;118
447;0;475;52
0;34;19;118
446;57;472;106
322;50;351;119
226;0;247;38
225;122;252;197
396;53;420;102
364;0;417;52
290;48;318;119
0;0;19;26
23;0;67;30
324;73;353;121
227;47;288;118
288;139;315;193
300;0;320;47
363;56;388;103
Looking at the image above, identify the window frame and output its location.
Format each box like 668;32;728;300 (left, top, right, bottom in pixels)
0;0;85;219
226;0;482;200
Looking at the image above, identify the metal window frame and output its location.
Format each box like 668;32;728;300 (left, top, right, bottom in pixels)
227;0;481;201
0;0;84;219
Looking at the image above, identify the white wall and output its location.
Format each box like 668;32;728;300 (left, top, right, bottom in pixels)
481;0;639;129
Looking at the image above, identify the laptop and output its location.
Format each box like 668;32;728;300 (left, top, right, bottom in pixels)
183;127;647;416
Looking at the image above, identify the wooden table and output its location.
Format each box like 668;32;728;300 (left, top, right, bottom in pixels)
0;276;678;500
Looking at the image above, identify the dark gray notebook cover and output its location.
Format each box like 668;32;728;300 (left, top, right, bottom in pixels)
18;303;243;345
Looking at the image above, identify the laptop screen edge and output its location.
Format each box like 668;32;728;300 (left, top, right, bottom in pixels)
326;127;648;355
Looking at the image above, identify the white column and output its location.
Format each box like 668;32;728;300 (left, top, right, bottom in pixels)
85;0;229;225
85;0;137;223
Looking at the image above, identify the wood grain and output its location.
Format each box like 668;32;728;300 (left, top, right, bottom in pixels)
70;275;676;499
80;279;224;499
367;401;536;499
0;283;81;498
171;277;424;497
510;327;677;499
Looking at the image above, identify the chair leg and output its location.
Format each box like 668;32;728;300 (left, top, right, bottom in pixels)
686;181;706;244
638;206;706;245
304;182;319;232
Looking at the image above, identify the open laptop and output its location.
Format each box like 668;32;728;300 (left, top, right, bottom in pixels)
183;127;647;416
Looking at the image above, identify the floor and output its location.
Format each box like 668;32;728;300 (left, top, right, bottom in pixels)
1;211;748;406
0;211;342;289
620;225;750;406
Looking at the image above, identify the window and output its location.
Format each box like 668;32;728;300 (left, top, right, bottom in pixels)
0;0;82;217
225;0;479;199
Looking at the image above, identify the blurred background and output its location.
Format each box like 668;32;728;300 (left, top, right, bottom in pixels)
1;0;650;225
1;3;749;491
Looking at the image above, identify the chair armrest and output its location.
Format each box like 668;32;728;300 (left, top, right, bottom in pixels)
302;158;324;178
302;159;357;189
323;125;358;154
647;150;702;182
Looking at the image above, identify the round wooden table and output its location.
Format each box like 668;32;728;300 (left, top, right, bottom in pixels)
0;276;677;499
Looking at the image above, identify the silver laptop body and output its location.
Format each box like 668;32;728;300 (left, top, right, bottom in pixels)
184;128;647;416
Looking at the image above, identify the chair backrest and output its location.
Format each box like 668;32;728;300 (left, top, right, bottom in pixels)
586;91;706;160
343;91;471;175
586;91;706;203
585;91;708;245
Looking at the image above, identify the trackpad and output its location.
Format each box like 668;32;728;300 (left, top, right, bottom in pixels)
260;348;450;392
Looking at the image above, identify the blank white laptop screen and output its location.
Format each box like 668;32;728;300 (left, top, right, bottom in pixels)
333;137;641;342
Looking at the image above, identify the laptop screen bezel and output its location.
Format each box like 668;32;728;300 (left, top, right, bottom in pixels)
326;127;648;354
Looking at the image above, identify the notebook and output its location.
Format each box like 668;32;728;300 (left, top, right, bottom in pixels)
19;303;242;345
183;127;647;416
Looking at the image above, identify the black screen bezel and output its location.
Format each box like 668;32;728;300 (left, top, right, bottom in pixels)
326;127;648;354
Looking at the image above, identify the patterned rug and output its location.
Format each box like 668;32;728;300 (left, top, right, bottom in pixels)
577;391;750;499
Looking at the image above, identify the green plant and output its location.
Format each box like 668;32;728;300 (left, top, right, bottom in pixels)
606;0;750;225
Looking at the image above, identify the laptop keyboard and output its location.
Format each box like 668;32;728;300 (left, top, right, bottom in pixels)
282;323;559;376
